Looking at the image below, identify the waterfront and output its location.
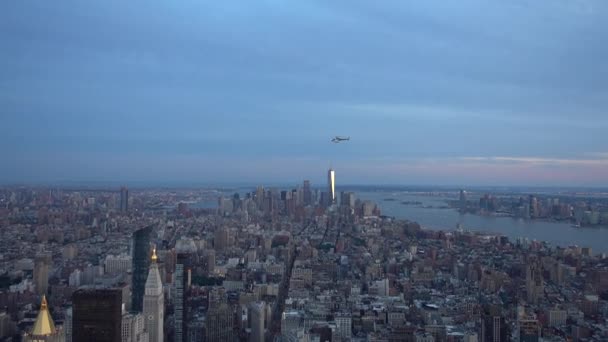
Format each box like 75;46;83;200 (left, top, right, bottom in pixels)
356;191;608;254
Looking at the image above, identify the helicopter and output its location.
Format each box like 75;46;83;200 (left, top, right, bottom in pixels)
331;136;350;143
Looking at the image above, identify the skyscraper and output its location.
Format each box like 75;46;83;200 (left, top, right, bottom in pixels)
327;169;336;206
143;247;164;342
248;302;265;342
206;303;234;342
120;187;129;213
214;228;229;251
526;263;544;304
34;253;51;296
131;226;153;312
459;190;467;213
303;180;312;206
72;288;122;342
480;304;509;342
174;238;197;342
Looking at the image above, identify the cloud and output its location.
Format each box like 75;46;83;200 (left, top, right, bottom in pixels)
1;1;607;184
458;156;608;166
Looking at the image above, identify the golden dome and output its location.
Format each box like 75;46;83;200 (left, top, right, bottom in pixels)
151;246;158;263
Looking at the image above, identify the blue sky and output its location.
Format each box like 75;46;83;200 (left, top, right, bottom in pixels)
1;1;608;186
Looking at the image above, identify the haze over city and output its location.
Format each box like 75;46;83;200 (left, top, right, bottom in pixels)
4;2;608;342
2;1;608;186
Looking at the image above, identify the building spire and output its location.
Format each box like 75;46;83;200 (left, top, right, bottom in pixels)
40;295;48;309
151;245;158;263
30;295;56;336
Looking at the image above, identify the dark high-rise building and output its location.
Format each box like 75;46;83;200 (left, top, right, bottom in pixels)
459;190;467;213
519;318;540;342
206;303;234;342
131;226;153;312
72;288;122;342
120;187;129;213
174;254;186;342
480;305;509;342
303;180;312;206
174;239;197;342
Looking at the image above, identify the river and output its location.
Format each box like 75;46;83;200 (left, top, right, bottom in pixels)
356;191;608;254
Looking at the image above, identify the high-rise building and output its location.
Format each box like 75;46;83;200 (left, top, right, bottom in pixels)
206;303;234;342
173;239;196;342
248;302;265;342
281;311;302;336
214;228;229;251
104;254;132;275
64;307;72;342
459;190;467;213
132;226;153;312
480;305;509;342
526;263;544;304
327;169;336;206
303;180;312;206
34;253;52;296
72;288;122;342
203;249;216;275
143;248;164;342
120;187;129;213
519;317;540;342
0;312;12;340
340;192;356;208
335;315;351;340
24;296;65;342
529;195;539;218
174;254;186;342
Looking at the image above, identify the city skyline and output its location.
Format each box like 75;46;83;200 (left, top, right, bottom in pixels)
2;2;608;341
2;1;608;186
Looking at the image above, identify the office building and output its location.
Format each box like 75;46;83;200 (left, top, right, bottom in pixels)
120;187;129;213
174;239;196;342
34;253;51;296
72;288;122;342
526;263;544;304
480;305;508;342
248;302;265;342
121;312;148;342
143;248;164;342
327;168;336;205
281;311;302;335
64;307;72;342
214;228;229;251
340;192;355;208
335;315;352;340
303;180;312;206
132;226;153;312
459;190;467;213
519;318;540;342
206;303;234;342
105;254;132;275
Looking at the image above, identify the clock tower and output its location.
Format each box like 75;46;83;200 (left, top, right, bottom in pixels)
143;247;164;342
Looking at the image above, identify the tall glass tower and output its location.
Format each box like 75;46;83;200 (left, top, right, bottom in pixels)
174;237;197;342
327;169;336;205
131;225;153;312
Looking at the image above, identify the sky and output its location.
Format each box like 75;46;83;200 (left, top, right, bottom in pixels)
1;1;608;186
